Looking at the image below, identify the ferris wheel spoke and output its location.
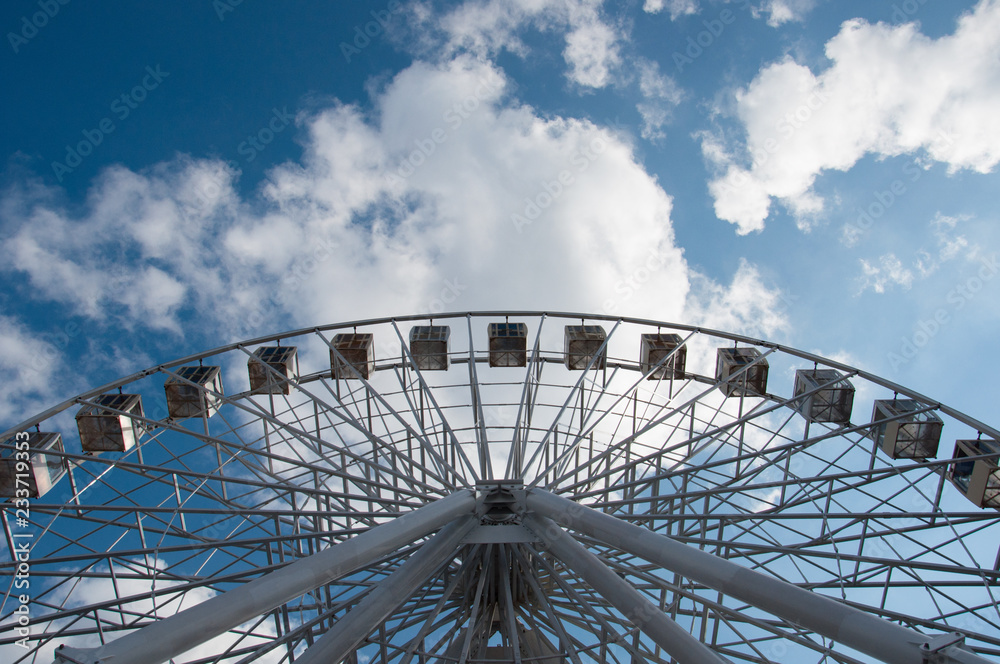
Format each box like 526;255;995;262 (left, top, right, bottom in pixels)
10;313;1000;664
389;321;481;484
194;397;416;511
516;543;648;663
597;551;844;664
308;376;455;501
546;359;683;492
388;362;472;491
522;320;622;488
737;512;1000;588
508;314;547;480
551;356;785;496
463;315;493;480
316;330;464;492
593;544;854;663
503;546;591;664
234;344;448;501
394;545;481;664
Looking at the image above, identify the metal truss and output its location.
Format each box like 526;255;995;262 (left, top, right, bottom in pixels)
1;311;999;664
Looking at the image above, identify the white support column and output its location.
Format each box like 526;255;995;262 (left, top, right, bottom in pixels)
527;488;991;664
525;515;733;664
295;515;477;664
54;490;476;664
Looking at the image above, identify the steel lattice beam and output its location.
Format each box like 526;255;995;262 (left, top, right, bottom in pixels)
526;488;993;664
53;490;476;664
295;515;476;664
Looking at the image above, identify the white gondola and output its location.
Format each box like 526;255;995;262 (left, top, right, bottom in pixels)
77;394;144;453
870;398;943;460
793;369;854;423
564;325;606;370
165;365;224;419
0;432;66;498
332;333;375;379
488;322;528;367
716;347;768;397
248;346;299;394
640;333;686;380
951;439;1000;509
410;326;450;370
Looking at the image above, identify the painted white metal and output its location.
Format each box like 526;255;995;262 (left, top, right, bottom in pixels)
525;515;733;664
526;488;991;664
4;311;995;663
294;516;476;664
53;490;476;664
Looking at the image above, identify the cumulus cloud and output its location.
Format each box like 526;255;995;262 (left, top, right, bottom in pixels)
643;0;699;20
686;259;789;339
759;0;817;26
635;59;684;140
703;0;1000;233
858;253;915;294
563;6;622;87
0;316;68;425
413;0;622;88
857;215;979;293
2;57;787;376
0;559;280;664
4;159;241;333
642;0;810;25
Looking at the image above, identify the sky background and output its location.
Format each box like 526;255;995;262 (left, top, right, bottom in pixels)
2;0;999;434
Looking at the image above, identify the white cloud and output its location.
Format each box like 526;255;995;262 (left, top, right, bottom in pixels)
760;0;817;26
563;5;622;87
413;0;622;88
930;213;973;263
641;0;813;25
0;559;280;664
857;214;978;293
2;57;787;369
0;315;68;426
703;0;1000;233
4;160;240;334
858;253;914;294
643;0;699;20
686;259;789;339
636;59;684;140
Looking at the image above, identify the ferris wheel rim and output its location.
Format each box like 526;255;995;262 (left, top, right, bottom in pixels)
3;309;998;443
4;310;1000;664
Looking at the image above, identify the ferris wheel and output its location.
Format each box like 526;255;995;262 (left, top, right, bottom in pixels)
2;311;1000;664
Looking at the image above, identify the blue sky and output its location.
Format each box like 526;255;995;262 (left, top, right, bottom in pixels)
2;0;999;433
